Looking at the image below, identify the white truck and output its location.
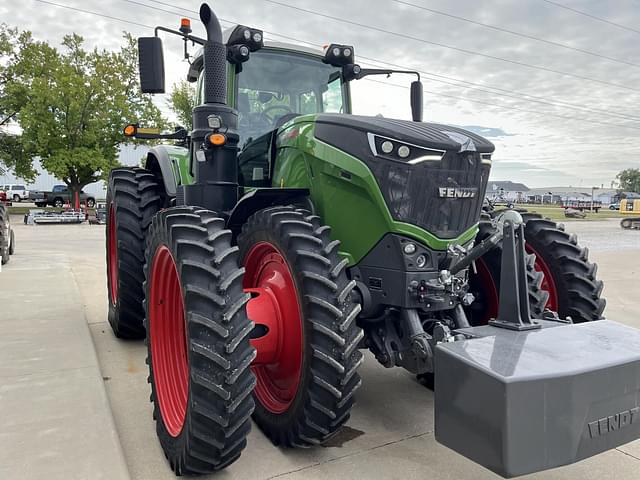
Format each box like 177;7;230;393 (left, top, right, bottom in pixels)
0;184;29;202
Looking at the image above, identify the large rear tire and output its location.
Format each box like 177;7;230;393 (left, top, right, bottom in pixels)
144;207;255;474
106;167;162;339
238;206;363;447
0;205;10;265
520;213;605;322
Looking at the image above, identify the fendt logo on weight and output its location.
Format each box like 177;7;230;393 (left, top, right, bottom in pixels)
588;406;640;438
438;187;478;198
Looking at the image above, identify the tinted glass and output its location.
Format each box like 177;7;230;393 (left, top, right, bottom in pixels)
235;49;344;145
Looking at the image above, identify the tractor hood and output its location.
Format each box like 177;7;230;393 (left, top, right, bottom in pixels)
312;114;493;240
313;114;495;156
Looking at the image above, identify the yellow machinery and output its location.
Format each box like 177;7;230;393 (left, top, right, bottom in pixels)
620;199;640;229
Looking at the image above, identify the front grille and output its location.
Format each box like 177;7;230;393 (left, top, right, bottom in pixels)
370;152;489;239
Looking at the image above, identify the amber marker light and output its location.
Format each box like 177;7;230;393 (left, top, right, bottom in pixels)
209;133;226;146
180;18;192;35
123;124;136;136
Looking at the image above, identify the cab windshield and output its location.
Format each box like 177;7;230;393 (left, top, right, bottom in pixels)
234;49;345;146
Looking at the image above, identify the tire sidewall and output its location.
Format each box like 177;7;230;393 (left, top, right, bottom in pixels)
144;223;192;457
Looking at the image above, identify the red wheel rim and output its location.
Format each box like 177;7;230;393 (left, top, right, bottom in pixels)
149;245;189;437
475;257;499;323
244;242;303;414
107;204;118;305
525;243;559;311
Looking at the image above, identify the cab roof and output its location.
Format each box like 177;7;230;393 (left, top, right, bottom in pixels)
188;29;326;82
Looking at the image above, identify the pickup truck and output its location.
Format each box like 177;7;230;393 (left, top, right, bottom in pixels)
0;184;29;202
35;185;96;208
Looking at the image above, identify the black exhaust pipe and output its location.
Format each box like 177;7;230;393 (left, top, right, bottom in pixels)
199;4;227;105
182;3;239;214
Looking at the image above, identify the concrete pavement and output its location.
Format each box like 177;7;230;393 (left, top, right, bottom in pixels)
0;222;129;479
2;217;640;479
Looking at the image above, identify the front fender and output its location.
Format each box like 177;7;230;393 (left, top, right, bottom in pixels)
227;188;310;234
145;145;190;198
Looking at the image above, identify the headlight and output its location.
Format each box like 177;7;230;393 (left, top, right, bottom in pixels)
398;145;410;158
403;243;416;254
367;133;445;164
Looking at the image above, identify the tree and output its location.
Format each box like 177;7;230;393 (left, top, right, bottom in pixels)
617;168;640;193
169;80;196;131
0;24;41;181
0;27;164;202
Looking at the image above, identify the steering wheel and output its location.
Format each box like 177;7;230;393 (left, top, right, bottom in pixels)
261;104;294;122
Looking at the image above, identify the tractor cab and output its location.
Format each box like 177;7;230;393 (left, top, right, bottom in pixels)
194;42;350;146
192;41;351;187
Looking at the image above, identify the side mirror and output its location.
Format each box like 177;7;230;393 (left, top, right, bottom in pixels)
138;37;165;94
410;81;423;122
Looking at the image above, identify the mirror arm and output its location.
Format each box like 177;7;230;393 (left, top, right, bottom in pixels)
353;68;420;82
132;129;189;141
153;26;206;46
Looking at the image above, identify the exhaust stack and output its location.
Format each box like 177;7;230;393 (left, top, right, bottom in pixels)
199;4;227;105
181;3;239;213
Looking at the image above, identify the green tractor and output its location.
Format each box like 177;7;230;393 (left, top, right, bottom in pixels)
106;4;640;477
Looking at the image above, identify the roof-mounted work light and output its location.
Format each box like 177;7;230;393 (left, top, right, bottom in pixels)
227;25;263;52
322;43;355;67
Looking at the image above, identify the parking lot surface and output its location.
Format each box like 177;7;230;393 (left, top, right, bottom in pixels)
2;218;639;479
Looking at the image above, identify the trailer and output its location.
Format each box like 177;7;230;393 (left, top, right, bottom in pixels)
24;209;85;225
562;199;601;212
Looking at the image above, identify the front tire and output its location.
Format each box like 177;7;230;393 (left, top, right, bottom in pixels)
466;220;548;326
520;213;605;322
144;207;255;475
106;168;162;339
238;206;363;447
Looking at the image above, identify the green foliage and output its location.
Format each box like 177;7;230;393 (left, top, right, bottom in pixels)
169;81;196;130
0;134;33;180
617;168;640;193
0;26;165;194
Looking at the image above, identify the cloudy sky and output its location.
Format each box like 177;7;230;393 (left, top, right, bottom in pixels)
2;0;639;188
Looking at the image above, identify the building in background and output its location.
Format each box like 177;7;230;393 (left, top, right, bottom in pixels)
526;187;617;205
486;181;530;202
0;144;149;199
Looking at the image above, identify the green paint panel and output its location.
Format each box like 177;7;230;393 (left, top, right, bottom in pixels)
272;119;478;264
163;145;192;186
